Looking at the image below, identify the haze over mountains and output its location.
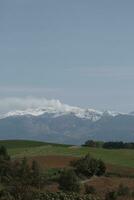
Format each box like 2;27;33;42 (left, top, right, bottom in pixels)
0;99;134;144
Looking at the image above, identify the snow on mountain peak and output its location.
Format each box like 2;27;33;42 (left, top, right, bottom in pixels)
0;98;122;121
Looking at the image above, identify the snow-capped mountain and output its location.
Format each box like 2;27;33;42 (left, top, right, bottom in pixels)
0;99;133;144
0;99;121;122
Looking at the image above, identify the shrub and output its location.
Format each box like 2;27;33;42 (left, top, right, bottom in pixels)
131;190;134;197
0;146;10;161
84;184;96;194
71;154;106;177
84;140;103;148
30;160;41;187
117;184;130;196
105;190;118;200
59;169;80;192
33;192;101;200
96;159;106;176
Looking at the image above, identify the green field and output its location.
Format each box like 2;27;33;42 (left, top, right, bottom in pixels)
0;140;134;168
0;140;70;148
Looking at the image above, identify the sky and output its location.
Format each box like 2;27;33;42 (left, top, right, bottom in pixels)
0;0;134;112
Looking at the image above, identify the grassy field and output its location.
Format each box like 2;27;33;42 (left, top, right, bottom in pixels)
0;140;133;168
0;140;70;148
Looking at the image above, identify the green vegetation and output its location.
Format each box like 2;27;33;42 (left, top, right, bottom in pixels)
71;154;106;177
3;140;133;168
84;140;134;149
0;146;45;200
0;146;102;200
31;192;101;200
84;185;96;195
59;169;80;192
0;140;133;168
84;140;104;148
105;184;132;200
0;140;70;149
0;143;133;200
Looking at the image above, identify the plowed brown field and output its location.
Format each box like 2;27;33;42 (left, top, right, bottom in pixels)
29;155;77;168
29;155;134;176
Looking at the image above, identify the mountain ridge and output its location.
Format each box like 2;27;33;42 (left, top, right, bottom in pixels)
0;99;124;122
0;99;133;144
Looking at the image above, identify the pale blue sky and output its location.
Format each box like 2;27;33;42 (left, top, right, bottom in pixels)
0;0;134;112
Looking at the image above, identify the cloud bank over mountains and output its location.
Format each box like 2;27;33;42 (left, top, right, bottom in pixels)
0;97;64;114
0;97;126;115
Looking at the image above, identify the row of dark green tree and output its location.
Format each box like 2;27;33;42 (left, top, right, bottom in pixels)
84;140;134;149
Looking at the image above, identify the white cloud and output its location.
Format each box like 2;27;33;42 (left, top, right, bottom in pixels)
0;97;64;114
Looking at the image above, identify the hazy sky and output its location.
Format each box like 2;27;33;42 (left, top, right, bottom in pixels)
0;0;134;112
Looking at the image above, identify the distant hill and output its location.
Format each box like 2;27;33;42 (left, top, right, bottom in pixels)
0;140;69;149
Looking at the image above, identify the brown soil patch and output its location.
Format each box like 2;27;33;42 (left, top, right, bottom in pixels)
29;155;78;169
68;146;81;149
27;156;134;175
44;183;59;193
106;164;134;177
29;155;134;175
86;176;134;199
87;176;134;191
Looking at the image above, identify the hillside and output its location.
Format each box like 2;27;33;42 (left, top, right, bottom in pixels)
0;139;69;149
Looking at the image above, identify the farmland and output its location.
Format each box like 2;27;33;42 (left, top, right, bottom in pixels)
0;139;133;200
1;140;133;168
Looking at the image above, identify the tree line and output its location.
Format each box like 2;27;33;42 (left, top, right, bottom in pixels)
83;140;134;149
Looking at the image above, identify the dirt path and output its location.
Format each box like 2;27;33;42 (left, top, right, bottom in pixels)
81;176;98;184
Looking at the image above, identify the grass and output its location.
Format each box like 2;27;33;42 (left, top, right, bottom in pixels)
2;140;133;168
0;140;70;148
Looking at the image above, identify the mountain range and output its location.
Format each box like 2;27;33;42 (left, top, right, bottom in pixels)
0;100;134;144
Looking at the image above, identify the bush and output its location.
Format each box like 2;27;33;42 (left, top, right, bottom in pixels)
131;190;134;197
84;184;96;194
105;191;118;200
0;146;10;161
59;169;80;192
84;140;103;148
105;184;131;200
96;159;106;176
71;154;106;177
33;192;101;200
117;184;130;196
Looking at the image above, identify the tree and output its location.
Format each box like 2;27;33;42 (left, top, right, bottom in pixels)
59;169;80;192
31;160;41;187
84;140;104;148
84;140;97;147
0;146;10;161
17;157;31;186
71;154;106;177
96;159;106;176
0;146;11;183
